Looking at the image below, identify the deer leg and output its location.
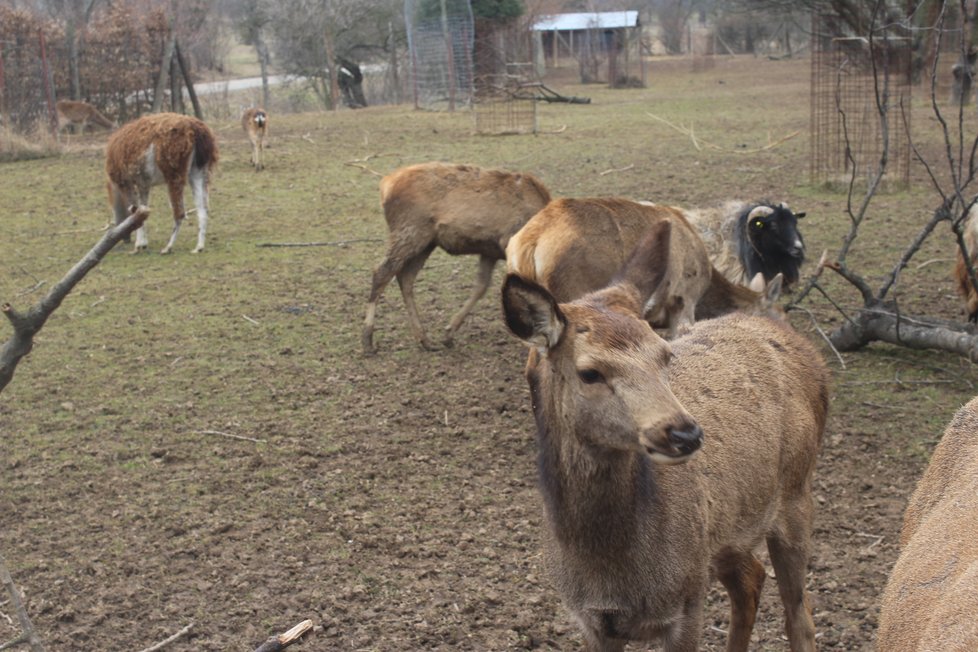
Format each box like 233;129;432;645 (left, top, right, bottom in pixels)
663;596;705;652
715;549;766;652
766;498;817;652
443;256;497;347
396;246;437;351
362;258;398;355
189;168;209;253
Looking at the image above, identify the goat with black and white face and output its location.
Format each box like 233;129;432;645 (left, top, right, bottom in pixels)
736;202;806;287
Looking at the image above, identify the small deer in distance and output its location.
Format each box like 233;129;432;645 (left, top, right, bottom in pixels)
55;99;115;138
242;108;267;172
105;112;218;254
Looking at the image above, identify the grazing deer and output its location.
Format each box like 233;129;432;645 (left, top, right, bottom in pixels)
105;112;219;254
502;221;829;652
877;396;978;652
56;99;115;136
506;198;783;336
362;162;551;354
241;107;267;171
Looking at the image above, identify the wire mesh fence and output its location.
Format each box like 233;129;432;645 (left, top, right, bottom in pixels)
404;0;474;111
809;10;913;189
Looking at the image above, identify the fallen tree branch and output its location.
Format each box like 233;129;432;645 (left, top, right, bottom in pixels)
136;623;193;652
253;619;313;652
1;207;149;392
256;238;383;248
829;305;978;361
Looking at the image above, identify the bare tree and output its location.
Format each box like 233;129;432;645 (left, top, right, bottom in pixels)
790;1;978;361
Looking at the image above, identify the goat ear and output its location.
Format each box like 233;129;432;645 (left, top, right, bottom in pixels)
502;274;566;353
614;220;672;306
794;212;806;219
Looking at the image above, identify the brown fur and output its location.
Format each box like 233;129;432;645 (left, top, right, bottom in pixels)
56;99;115;134
362;161;551;354
241;108;267;172
505;197;777;337
877;396;978;651
953;205;978;322
105;112;219;254
502;222;829;651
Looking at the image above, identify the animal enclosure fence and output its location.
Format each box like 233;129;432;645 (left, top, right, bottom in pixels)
404;0;475;110
809;11;913;188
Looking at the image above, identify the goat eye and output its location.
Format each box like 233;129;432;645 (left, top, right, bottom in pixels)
578;369;604;384
753;220;764;229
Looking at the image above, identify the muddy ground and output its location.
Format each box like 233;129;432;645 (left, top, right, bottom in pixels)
3;55;978;651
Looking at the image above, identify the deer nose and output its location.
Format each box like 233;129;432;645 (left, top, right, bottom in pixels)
667;422;703;456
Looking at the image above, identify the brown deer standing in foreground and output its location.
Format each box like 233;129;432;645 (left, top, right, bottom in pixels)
105;112;218;254
362;162;551;354
241;108;267;172
56;99;115;137
876;396;978;651
502;221;829;652
506;197;784;336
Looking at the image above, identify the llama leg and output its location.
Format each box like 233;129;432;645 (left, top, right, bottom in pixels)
766;497;817;652
396;246;437;351
189;169;209;253
160;180;186;255
715;549;766;652
444;256;496;347
132;189;150;252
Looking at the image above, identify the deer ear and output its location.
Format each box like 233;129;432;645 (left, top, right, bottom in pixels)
502;274;566;353
614;219;672;308
765;273;784;303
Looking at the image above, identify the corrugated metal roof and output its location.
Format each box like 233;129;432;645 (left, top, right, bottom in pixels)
532;11;639;32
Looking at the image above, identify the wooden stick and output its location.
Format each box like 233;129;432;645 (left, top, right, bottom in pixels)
194;429;266;444
646;111;798;153
253;619;313;652
136;623;193;652
598;164;635;176
344;161;383;176
256;238;383;248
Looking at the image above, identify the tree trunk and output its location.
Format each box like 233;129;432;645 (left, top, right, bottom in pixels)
174;40;203;119
254;29;271;108
152;32;176;113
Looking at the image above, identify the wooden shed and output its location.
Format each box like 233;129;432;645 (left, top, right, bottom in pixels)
532;11;643;84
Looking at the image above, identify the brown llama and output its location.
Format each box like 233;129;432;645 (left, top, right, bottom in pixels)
502;221;829;651
241;108;267;171
105;113;218;254
877;396;978;651
56;99;115;136
362;162;551;354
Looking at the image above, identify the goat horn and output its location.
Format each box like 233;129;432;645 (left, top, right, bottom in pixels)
747;205;775;220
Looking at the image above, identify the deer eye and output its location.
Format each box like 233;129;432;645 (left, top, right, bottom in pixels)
578;368;605;384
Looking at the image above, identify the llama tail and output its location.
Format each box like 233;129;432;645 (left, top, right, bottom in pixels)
191;121;219;172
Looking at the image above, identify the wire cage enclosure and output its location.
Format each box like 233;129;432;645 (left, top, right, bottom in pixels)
810;11;913;189
405;0;475;110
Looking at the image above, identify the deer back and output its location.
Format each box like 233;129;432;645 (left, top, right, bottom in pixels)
877;397;978;651
380;162;551;258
